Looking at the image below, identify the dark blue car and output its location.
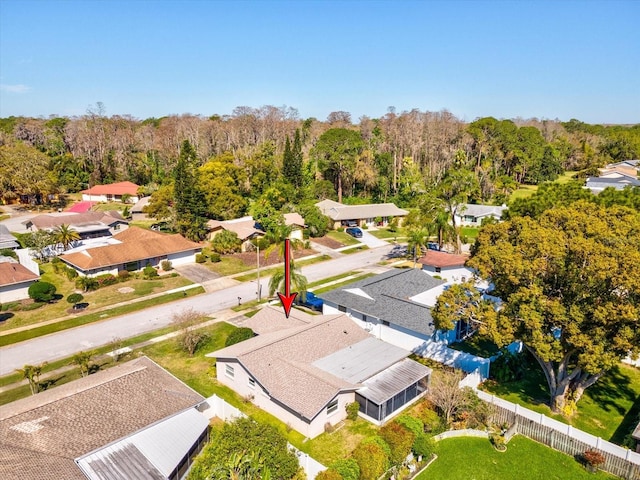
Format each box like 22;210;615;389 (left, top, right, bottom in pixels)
295;291;323;311
346;227;363;238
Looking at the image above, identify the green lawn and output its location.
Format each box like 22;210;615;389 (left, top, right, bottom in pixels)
420;436;616;480
368;228;405;240
481;358;640;444
326;230;361;246
340;245;369;254
206;257;253;276
449;336;499;358
509;184;539;202
460;226;479;241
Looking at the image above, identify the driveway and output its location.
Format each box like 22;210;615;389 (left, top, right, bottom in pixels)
173;264;220;284
357;230;389;248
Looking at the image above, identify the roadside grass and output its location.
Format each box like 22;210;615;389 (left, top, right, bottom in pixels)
340;245;369;254
0;287;205;347
449;336;499;358
369;228;405;240
1;264;193;331
326;230;360;246
481;357;640;443
307;272;361;289
312;273;376;294
234;255;332;282
419;436;617;480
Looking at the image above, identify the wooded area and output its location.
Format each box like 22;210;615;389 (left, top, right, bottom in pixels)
1;104;638;217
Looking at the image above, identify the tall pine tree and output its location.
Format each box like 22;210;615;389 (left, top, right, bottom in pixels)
173;140;208;241
282;129;303;189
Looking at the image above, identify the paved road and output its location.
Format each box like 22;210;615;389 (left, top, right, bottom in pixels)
0;244;394;376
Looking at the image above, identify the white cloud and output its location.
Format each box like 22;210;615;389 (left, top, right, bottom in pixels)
0;84;31;93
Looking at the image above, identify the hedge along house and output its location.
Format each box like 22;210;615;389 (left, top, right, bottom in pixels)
315;199;408;229
209;306;431;438
59;227;202;277
81;181;141;203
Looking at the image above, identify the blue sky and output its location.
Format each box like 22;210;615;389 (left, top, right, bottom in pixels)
1;0;638;123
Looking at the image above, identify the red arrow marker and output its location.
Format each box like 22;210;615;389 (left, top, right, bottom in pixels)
277;238;298;318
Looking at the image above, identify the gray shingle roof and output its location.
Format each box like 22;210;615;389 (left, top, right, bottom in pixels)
0;224;19;249
318;269;445;336
0;357;204;480
315;199;408;221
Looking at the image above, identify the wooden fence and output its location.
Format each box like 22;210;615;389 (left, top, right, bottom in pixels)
477;390;640;480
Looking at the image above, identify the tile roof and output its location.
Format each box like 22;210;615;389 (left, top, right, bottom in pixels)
81;181;140;196
0;262;39;286
318;269;445;336
418;251;468;268
315;200;408;221
60;226;201;271
0;357;204;480
25;211;125;230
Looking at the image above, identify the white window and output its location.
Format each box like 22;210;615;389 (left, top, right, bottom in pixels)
248;377;255;388
327;398;339;416
225;364;235;379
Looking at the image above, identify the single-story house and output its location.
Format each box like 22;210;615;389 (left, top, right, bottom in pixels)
209;306;431;438
315;199;408;229
23;211;128;241
418;250;473;284
208;213;306;251
599;159;639;179
0;356;208;480
0;225;20;250
454;204;507;226
0;261;40;303
131;196;151;220
585;172;640;194
81;181;141;203
59;226;202;277
633;421;640;453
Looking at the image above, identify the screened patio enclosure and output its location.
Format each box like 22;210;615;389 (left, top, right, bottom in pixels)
355;358;431;422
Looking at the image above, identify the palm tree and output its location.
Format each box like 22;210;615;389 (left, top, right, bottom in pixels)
209;451;271;480
53;224;80;251
406;227;429;268
17;363;46;395
268;256;308;301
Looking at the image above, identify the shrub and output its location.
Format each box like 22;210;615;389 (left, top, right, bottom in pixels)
337;227;344;233
361;436;392;462
396;414;424;436
583;449;606;469
324;422;335;433
65;267;79;280
0;248;18;260
352;441;388;480
195;253;206;264
316;470;342;480
380;421;415;465
412;433;436;458
117;270;130;280
161;260;173;271
210;252;221;263
22;302;45;311
67;293;84;305
346;401;360;421
28;281;57;302
330;459;360;480
96;274;118;287
51;256;63;273
224;327;255;347
211;229;242;254
143;265;159;278
76;276;99;292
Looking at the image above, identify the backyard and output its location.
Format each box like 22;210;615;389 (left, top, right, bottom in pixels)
420;436;617;480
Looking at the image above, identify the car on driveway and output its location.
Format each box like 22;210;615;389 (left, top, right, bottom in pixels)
346;227;363;238
295;291;323;311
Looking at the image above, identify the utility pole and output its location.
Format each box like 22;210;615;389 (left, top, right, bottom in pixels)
256;244;261;301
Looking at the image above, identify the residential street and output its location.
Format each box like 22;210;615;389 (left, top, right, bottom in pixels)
0;244;394;376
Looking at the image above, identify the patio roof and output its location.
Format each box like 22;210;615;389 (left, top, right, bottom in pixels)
358;358;431;405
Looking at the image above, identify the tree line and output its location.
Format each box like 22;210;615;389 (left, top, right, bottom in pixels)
1;104;639;209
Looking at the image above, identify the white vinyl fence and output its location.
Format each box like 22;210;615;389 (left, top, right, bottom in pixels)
476;390;640;480
200;395;326;479
415;341;491;379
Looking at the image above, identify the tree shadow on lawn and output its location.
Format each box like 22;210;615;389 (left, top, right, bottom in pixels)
584;365;637;417
610;393;640;445
39;374;66;391
0;312;14;323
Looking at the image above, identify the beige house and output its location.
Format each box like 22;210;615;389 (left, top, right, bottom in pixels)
0;262;40;303
0;357;208;480
209;306;431;438
315;199;407;229
60;227;202;277
207;213;306;251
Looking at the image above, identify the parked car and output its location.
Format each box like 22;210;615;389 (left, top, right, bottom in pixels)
295;291;323;311
346;227;363;238
341;220;358;227
427;242;440;251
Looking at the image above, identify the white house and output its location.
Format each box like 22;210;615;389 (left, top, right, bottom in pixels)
209;306;431;438
0;261;40;303
315;199;408;229
81;181;140;203
60;227;202;277
454;204;506;226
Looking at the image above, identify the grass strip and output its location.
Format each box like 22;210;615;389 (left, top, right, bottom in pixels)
0;287;204;347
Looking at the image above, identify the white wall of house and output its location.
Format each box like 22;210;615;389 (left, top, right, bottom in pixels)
168;250;199;267
0;281;35;303
215;359;351;439
85;266;120;278
289;229;303;241
82;193;139;203
421;265;474;284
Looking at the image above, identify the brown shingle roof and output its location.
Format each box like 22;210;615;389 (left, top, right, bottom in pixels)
210;311;372;420
59;227;201;271
239;305;315;334
81;181;140;196
418;250;468;268
207;216;263;241
0;357;203;480
0;262;39;287
25;211;125;230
